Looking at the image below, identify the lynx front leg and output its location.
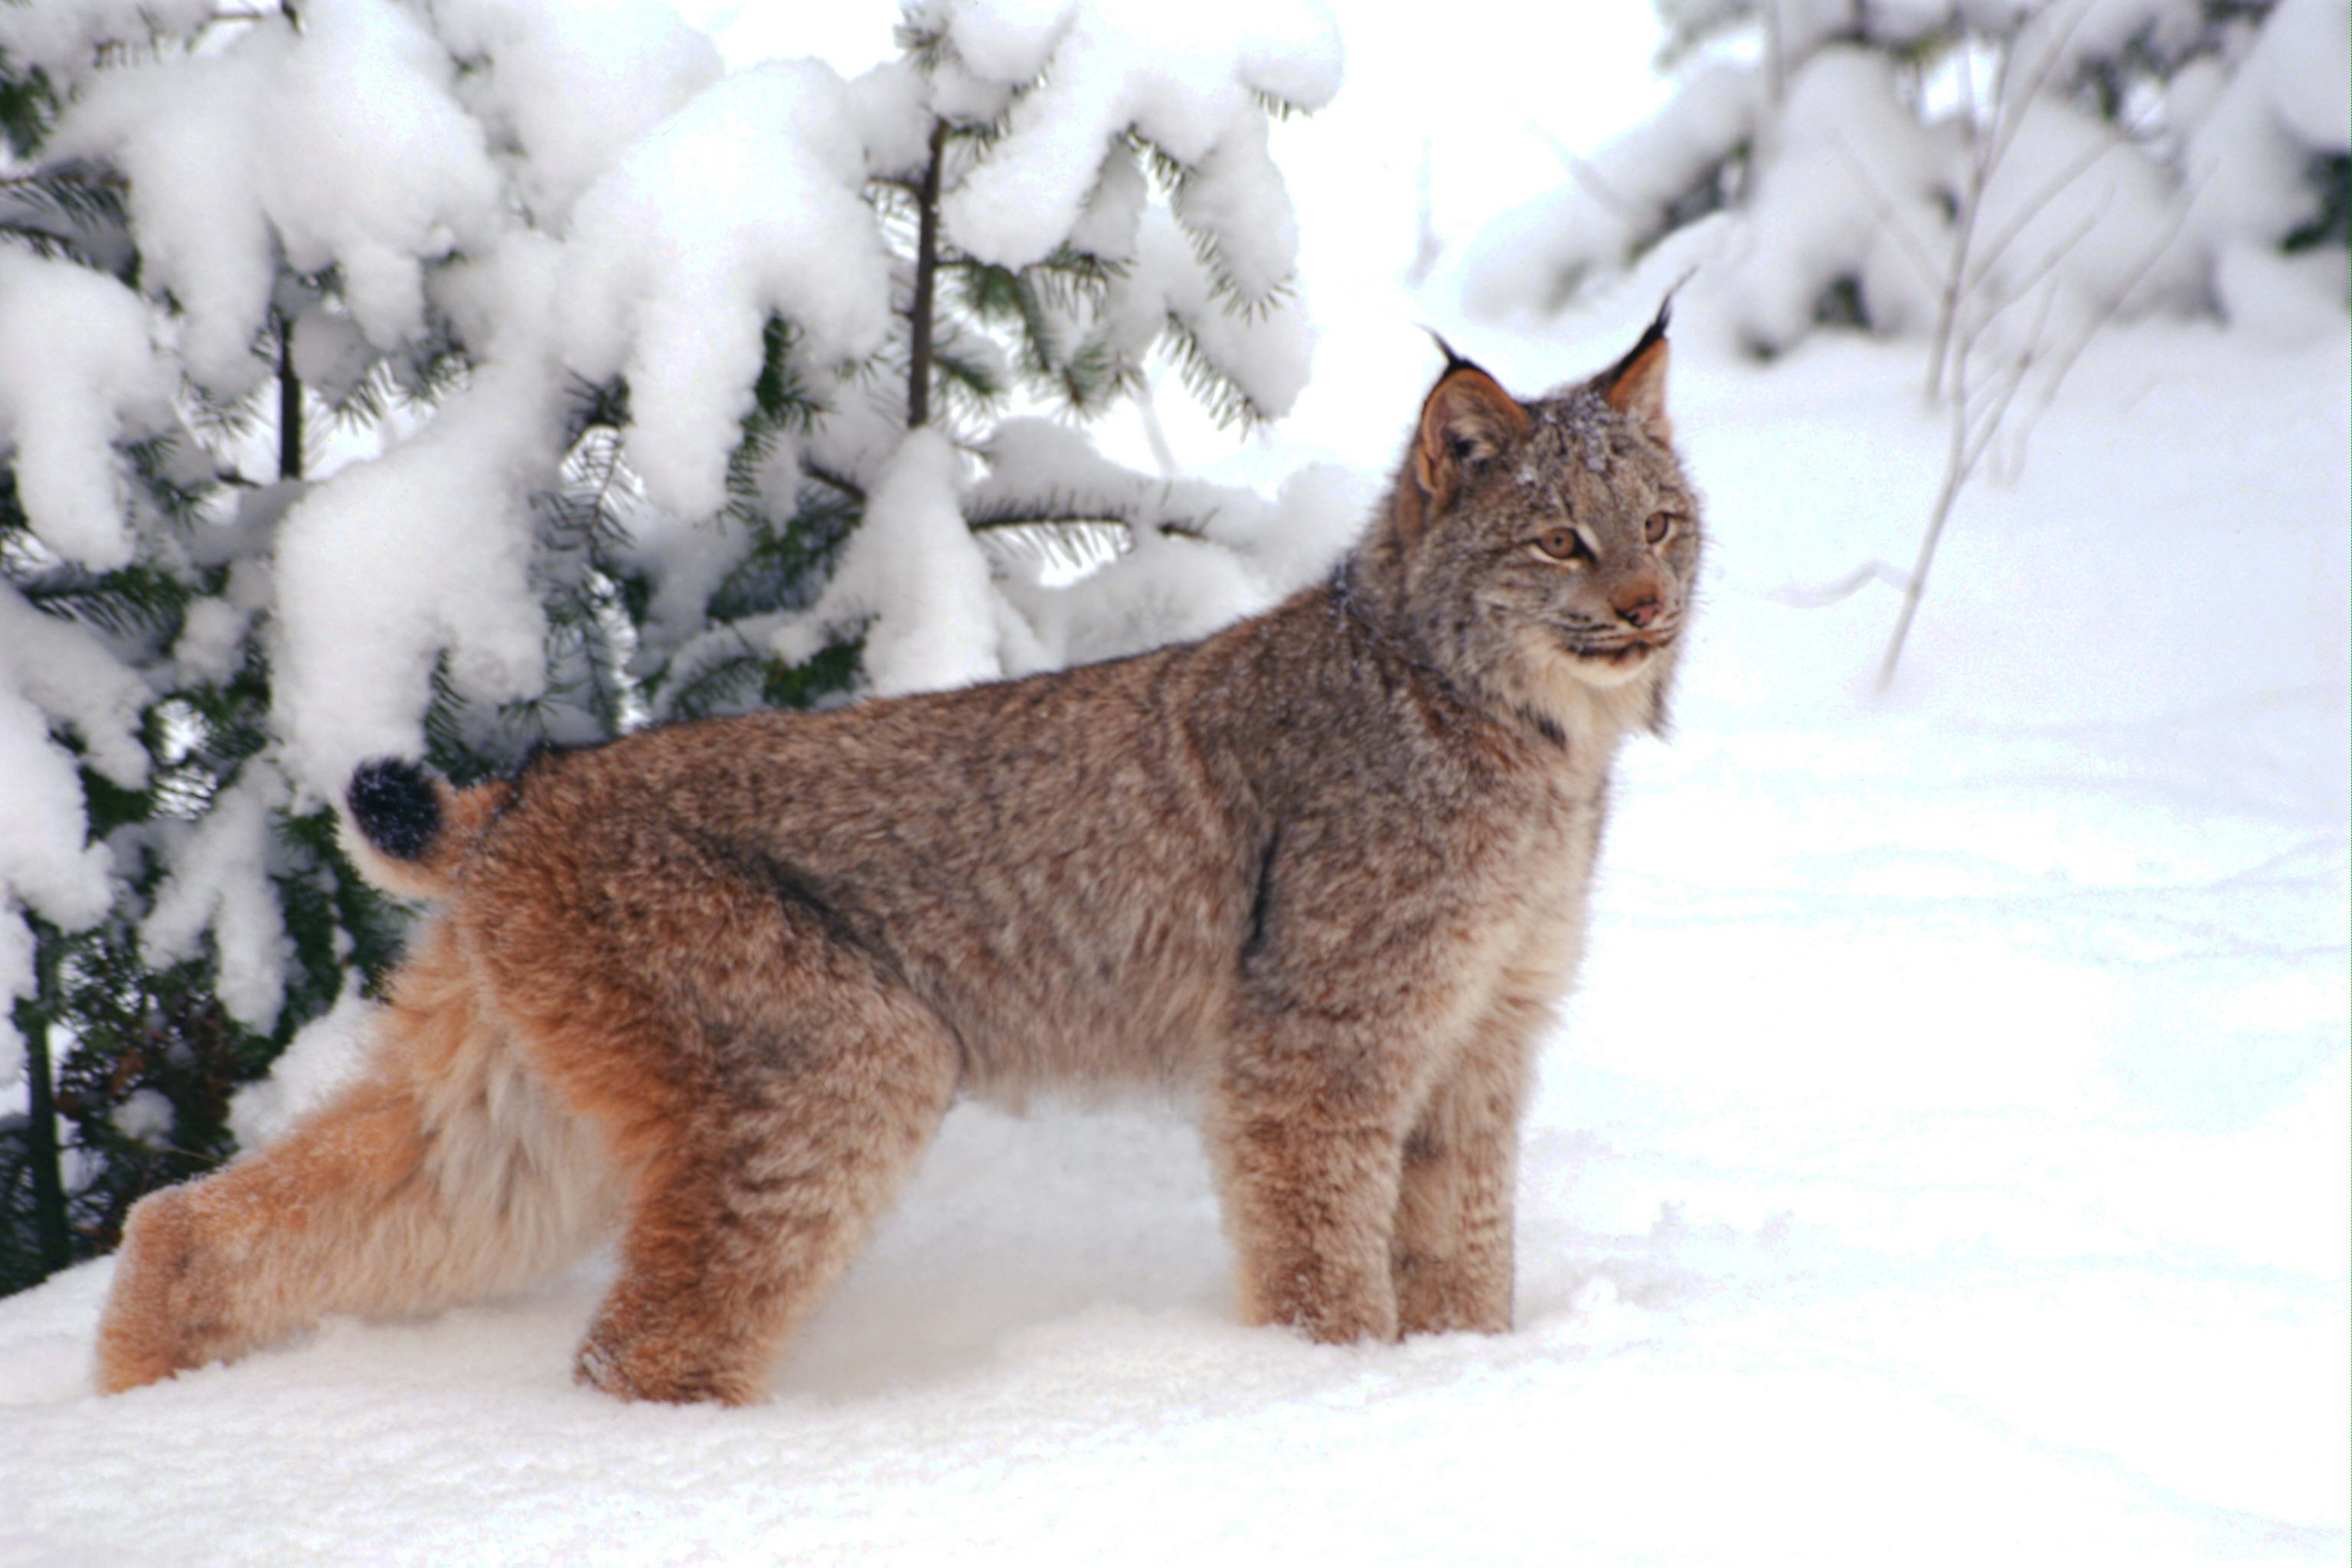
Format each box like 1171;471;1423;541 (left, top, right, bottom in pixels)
1389;996;1542;1336
1210;1034;1436;1344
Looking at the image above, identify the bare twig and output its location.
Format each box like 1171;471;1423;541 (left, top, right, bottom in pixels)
1925;2;2101;404
1770;562;1914;607
2001;189;2195;469
1879;256;2046;691
1830;135;1945;292
1538;130;1648;232
1873;0;2153;688
1958;131;2116;301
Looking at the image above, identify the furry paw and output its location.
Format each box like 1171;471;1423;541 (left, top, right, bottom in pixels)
93;1187;223;1393
573;1325;749;1406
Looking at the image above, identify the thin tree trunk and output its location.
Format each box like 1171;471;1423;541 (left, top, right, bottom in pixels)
276;311;304;482
906;120;948;430
18;926;70;1279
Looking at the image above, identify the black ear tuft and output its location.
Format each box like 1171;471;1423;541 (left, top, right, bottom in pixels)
348;757;442;862
1597;297;1671;402
1424;328;1486;377
1596;290;1678;445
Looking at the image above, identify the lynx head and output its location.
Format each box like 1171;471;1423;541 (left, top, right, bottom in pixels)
1357;305;1700;743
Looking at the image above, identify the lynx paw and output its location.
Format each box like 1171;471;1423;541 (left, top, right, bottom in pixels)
94;1187;228;1393
1393;1251;1513;1338
1244;1270;1400;1345
573;1325;753;1406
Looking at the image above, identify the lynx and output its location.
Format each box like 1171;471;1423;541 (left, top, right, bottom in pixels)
95;309;1699;1406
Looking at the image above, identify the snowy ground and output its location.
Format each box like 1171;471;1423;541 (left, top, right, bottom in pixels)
2;304;2341;1564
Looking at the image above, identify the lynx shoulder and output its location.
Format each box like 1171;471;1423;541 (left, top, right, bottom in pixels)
96;309;1700;1406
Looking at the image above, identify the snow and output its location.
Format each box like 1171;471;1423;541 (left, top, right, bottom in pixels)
559;57;899;521
433;0;725;227
0;250;172;570
139;768;293;1034
0;0;213;90
1106;205;1317;421
227;984;374;1152
929;0;1337;287
0;671;114;1082
0;583;149;1080
968;417;1365;668
2180;0;2352;274
5;309;2344;1563
272;349;564;799
1452;63;1762;322
2;0;2345;1559
1446;0;2348;366
1731;47;1957;348
54;0;505;390
802;427;1003;696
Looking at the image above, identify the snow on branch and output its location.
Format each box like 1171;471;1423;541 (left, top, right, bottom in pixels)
1446;0;2347;348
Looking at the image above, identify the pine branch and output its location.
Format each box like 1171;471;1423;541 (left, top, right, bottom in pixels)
661;641;766;722
0;64;59;159
12;562;189;641
965;487;1212;540
801;462;866;502
1157;313;1271;431
0;162;130;267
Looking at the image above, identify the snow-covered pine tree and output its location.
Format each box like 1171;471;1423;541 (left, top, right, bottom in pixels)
1451;0;2349;350
0;0;1349;1295
0;28;407;1293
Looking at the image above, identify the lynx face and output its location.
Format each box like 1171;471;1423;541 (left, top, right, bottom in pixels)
1472;391;1698;688
1395;323;1701;737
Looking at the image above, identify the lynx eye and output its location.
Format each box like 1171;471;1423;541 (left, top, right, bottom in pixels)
1645;511;1674;545
1533;526;1587;563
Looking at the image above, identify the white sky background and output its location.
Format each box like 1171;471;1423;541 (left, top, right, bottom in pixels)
662;1;1675;475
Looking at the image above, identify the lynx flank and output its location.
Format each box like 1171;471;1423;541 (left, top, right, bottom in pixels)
96;310;1700;1406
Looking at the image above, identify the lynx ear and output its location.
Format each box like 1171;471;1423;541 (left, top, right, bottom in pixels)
1412;357;1529;522
1597;301;1673;446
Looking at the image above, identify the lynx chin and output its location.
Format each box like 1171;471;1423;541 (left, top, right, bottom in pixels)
96;308;1700;1406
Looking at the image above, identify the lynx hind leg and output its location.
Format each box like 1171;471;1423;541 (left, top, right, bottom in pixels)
95;926;615;1395
560;934;961;1407
1390;1000;1542;1338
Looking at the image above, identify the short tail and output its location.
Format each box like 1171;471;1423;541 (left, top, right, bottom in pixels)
342;758;512;900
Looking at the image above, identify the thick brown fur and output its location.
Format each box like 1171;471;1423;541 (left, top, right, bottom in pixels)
96;311;1701;1404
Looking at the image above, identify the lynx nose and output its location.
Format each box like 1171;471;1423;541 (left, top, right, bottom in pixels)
1615;594;1662;629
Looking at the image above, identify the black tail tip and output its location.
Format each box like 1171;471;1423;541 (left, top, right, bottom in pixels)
348;757;441;862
